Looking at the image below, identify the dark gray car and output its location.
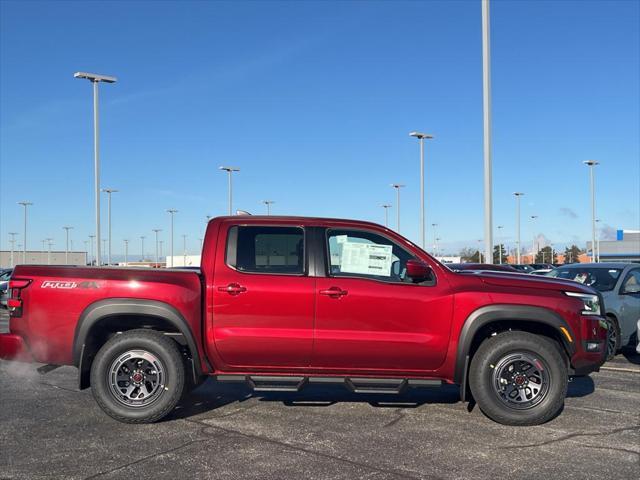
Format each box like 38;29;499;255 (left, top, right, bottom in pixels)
546;263;640;359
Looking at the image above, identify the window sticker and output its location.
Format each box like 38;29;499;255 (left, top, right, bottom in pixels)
340;242;393;276
336;235;348;244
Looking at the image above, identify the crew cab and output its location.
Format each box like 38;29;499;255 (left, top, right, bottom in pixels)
0;216;607;426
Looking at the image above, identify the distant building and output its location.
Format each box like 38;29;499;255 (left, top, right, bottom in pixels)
589;229;640;263
165;255;201;268
0;250;87;268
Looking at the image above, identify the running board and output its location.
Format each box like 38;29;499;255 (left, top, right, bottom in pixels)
216;375;442;394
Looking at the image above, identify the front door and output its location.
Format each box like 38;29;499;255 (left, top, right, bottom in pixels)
211;224;315;369
313;228;453;373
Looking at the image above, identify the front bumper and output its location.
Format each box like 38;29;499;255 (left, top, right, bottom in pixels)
569;315;608;375
0;333;34;362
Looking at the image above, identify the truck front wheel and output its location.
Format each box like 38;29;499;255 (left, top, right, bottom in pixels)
90;329;185;423
469;331;567;426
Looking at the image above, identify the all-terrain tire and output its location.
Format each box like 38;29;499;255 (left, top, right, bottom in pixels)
469;331;567;426
91;329;185;423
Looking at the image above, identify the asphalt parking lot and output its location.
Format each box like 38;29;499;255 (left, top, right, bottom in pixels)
1;310;638;480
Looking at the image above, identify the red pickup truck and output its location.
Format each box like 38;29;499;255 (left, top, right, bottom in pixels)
1;216;607;426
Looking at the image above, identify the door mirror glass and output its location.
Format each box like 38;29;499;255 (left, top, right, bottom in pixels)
406;259;431;282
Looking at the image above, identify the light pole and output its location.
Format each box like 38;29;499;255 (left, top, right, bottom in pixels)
431;223;438;256
583;160;599;262
513;192;524;263
497;225;504;264
159;240;164;260
63;226;73;265
83;240;89;265
530;215;538;264
477;240;483;263
152;229;162;266
74;71;117;268
140;236;146;262
409;132;434;249
8;232;18;268
435;237;441;258
101;188;118;265
481;0;494;265
167;209;178;267
18;201;33;264
182;234;187;266
381;204;392;228
123;239;129;266
262;200;275;215
47;239;53;265
89;235;96;266
595;219;601;262
219;166;240;215
390;184;405;232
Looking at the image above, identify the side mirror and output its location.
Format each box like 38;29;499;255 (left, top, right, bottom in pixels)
406;259;432;282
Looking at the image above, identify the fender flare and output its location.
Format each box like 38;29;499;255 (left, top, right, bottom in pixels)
73;298;203;380
453;304;575;386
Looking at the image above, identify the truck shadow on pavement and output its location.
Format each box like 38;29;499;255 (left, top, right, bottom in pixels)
168;375;595;421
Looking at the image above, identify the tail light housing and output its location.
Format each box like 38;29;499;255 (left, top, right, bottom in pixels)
8;279;31;318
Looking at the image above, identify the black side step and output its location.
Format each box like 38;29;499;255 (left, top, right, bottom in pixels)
216;375;442;394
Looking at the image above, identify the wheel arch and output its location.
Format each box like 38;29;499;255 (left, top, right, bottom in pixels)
454;305;575;395
74;298;203;389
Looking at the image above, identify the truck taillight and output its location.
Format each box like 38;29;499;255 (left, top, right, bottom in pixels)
8;279;31;318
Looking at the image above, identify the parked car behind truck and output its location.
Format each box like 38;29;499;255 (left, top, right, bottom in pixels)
546;263;640;359
0;216;607;426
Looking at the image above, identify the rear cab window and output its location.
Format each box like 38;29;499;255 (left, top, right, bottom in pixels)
226;225;305;275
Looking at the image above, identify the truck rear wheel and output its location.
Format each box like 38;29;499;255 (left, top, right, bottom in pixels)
90;329;185;423
469;331;567;426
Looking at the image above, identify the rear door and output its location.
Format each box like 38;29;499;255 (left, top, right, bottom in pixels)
211;223;315;368
313;228;453;372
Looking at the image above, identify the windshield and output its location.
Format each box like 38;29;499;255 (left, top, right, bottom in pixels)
547;267;622;291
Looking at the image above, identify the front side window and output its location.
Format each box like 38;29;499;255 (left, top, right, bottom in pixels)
226;226;304;275
327;229;417;283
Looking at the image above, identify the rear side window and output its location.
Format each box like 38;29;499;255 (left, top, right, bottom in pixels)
226;226;305;275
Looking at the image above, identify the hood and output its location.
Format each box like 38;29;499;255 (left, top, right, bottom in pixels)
461;271;598;294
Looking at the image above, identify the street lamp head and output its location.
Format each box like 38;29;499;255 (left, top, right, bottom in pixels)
390;183;406;189
219;166;240;172
18;201;33;206
513;192;524;197
409;132;434;140
74;72;117;83
381;204;392;208
262;200;275;205
101;188;119;193
167;209;178;214
583;160;599;166
63;226;74;230
530;215;538;220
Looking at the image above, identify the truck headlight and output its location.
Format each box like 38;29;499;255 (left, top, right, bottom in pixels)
565;292;601;315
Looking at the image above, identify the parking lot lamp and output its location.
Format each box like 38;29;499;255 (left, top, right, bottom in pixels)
74;71;117;267
63;226;73;265
583;160;599;262
409;132;434;249
88;235;95;266
123;239;129;266
140;236;146;262
513;193;524;263
8;232;18;267
167;209;178;267
18;201;33;264
101;188;118;266
262;200;275;215
152;229;162;267
219;166;240;215
390;184;405;232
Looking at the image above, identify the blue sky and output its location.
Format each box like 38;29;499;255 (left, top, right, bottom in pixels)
1;0;638;258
